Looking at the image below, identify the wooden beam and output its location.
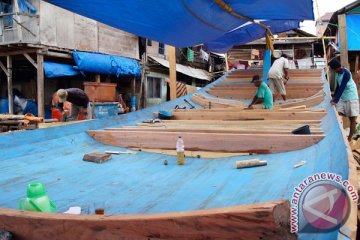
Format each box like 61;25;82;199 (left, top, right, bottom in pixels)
0;49;37;57
0;60;9;76
7;56;13;114
23;53;37;69
43;51;72;59
0;200;295;239
206;89;320;99
168;46;177;100
171;111;325;121
88;130;324;153
338;14;349;69
104;127;324;135
37;53;44;117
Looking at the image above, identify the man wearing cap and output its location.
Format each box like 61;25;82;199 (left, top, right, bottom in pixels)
329;58;359;141
56;88;91;121
268;54;290;101
248;75;273;110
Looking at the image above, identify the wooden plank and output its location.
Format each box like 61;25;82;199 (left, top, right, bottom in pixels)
172;108;325;113
171;111;325;121
88;130;324;153
134;124;322;133
37;53;44;117
132;148;250;158
39;1;57;46
105;127;323;135
206;89;320;99
55;6;75;49
0;200;295;239
276;93;325;109
212;84;323;90
98;23;138;59
74;14;98;52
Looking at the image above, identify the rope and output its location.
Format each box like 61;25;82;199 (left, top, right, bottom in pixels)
213;0;274;55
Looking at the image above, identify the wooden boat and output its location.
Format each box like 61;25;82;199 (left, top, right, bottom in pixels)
0;69;356;239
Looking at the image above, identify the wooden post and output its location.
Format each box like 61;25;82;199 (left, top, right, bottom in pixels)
225;53;229;72
168;46;177;100
7;55;13;114
338;14;349;69
138;54;146;109
95;74;101;83
311;43;315;68
37;53;44;117
131;77;136;97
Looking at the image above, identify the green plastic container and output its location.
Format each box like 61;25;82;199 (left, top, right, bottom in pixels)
18;182;57;212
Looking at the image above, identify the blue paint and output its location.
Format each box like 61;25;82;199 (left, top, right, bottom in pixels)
0;70;350;239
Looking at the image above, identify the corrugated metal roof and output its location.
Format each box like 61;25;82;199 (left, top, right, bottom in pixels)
149;56;212;81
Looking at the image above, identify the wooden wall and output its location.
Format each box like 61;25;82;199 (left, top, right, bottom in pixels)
146;41;167;59
39;1;139;59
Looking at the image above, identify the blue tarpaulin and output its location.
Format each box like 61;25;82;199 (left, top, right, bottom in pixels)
44;0;314;48
346;15;360;51
205;20;300;53
44;62;80;78
18;0;36;14
73;51;141;77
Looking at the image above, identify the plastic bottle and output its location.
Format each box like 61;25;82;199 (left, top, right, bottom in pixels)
176;136;185;165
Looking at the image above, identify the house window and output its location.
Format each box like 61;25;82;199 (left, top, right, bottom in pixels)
0;0;13;28
147;39;152;46
147;77;161;98
158;43;165;54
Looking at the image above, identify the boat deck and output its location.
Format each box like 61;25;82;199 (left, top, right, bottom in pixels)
0;69;354;239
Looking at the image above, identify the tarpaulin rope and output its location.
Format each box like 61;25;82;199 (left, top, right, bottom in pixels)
214;0;275;55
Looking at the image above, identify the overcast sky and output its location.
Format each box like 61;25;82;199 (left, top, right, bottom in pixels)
300;0;356;34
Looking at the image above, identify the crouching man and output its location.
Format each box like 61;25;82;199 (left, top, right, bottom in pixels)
248;75;273;110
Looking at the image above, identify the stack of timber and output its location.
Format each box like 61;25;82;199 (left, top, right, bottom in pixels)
0;114;43;132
